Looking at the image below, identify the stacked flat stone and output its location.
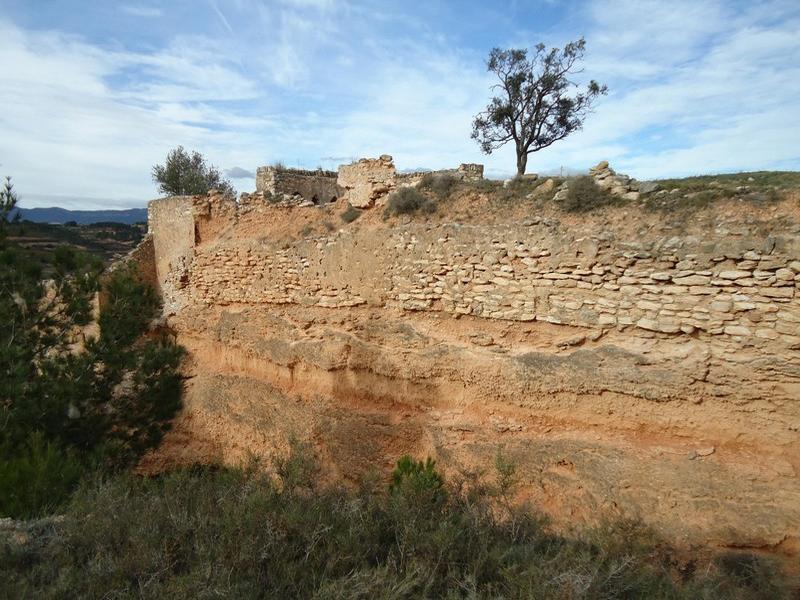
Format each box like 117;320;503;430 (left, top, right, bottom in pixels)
165;198;800;348
552;182;570;202
589;161;641;200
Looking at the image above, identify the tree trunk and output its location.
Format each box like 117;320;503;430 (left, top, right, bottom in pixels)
516;150;527;176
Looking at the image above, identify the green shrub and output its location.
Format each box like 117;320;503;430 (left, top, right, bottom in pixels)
341;204;362;223
0;432;83;518
151;146;235;197
390;455;445;499
467;178;501;194
418;173;459;200
384;187;435;217
274;437;320;493
711;552;788;598
1;454;792;598
0;249;184;516
562;175;617;212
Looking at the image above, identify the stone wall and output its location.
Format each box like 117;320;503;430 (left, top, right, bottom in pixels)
456;163;484;181
143;193;799;350
180;219;799;350
397;163;486;186
138;191;800;549
111;234;158;290
337;155;397;208
337;157;486;207
147;196;197;308
255;166;341;204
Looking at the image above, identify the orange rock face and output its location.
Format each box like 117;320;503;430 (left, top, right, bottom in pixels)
132;188;800;556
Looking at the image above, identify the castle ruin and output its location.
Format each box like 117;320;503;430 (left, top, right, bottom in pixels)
252;156;484;207
125;155;800;555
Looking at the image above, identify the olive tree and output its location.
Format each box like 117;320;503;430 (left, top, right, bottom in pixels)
471;39;607;176
152;146;235;197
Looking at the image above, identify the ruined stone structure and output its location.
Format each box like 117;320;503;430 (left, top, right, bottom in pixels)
129;166;800;557
337;156;485;208
250;157;485;209
337;155;396;208
255;166;341;204
589;160;643;199
554;161;645;203
397;163;486;186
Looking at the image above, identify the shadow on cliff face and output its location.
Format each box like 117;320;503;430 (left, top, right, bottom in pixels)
6;446;796;598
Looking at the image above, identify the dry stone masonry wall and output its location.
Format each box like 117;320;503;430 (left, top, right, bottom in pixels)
337;155;397;208
255;166;341;205
138;187;800;549
337;156;485;208
247;157;486;209
152;194;800;352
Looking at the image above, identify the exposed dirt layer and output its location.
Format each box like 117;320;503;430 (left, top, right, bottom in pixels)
140;303;800;557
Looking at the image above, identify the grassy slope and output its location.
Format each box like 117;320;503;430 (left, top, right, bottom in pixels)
1;457;794;599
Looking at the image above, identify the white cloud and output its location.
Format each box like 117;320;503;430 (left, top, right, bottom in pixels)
1;0;799;208
0;21;264;207
120;5;163;18
518;0;800;178
277;0;337;8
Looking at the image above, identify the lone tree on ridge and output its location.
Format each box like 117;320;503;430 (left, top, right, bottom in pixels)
471;38;607;176
152;146;235;197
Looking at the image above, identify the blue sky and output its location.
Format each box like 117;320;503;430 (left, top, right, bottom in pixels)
1;0;799;209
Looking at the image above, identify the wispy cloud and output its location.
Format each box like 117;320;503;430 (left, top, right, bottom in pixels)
120;4;163;18
1;0;799;208
208;0;235;37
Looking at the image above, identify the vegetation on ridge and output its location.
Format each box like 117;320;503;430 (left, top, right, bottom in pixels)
384;186;436;217
0;179;184;518
1;448;792;598
152;146;236;197
472;39;607;175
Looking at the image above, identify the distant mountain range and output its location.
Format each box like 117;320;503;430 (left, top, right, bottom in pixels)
10;206;148;225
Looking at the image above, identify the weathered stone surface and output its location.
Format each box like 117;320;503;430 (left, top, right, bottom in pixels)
724;325;751;336
718;270;751;280
638;181;660;194
674;275;712;285
337;155;397;208
587;161;641;199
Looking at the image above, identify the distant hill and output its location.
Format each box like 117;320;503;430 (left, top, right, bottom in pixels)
10;206;147;225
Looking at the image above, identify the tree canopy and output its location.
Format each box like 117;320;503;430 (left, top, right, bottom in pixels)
0;184;184;517
152;146;235;197
471;39;608;175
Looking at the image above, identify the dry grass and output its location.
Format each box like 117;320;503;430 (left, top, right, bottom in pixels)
1;447;793;599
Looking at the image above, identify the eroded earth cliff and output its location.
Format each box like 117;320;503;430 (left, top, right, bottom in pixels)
131;176;800;556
